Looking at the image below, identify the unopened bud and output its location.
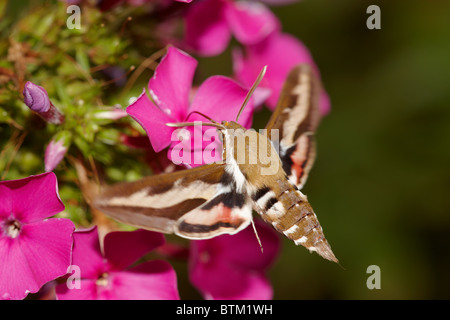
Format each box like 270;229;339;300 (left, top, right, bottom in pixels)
23;81;64;124
44;132;71;172
23;81;50;112
94;105;128;120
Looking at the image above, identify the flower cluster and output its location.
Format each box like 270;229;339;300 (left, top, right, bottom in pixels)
0;172;279;299
183;0;330;113
127;46;254;167
0;0;330;300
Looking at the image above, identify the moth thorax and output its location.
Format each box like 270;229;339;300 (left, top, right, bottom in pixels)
223;128;280;177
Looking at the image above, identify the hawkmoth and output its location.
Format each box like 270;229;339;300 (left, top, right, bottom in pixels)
94;64;338;263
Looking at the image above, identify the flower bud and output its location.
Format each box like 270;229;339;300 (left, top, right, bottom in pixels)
23;81;64;124
94;105;128;120
23;81;50;112
44;131;71;172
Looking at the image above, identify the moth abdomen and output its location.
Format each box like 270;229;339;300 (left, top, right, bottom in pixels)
282;201;337;263
252;184;338;263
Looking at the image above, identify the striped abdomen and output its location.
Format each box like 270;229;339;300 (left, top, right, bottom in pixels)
252;181;338;263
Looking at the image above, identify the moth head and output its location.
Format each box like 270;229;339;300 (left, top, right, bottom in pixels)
166;113;226;131
218;121;244;147
219;121;249;162
221;120;243;130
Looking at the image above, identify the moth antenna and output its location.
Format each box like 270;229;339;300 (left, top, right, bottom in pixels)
235;65;267;122
251;219;264;253
186;111;218;124
119;16;133;37
166;121;225;130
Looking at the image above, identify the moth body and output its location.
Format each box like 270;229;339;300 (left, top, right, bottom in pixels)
220;121;337;262
94;64;338;263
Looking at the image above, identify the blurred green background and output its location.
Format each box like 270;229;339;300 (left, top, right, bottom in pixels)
200;0;450;300
2;0;450;299
267;0;450;299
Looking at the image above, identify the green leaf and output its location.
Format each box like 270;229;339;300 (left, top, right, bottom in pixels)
76;48;90;74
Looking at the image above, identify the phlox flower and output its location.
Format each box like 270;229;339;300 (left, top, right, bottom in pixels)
0;172;74;300
184;0;280;56
189;219;280;300
126;46;254;167
55;227;179;300
233;31;331;114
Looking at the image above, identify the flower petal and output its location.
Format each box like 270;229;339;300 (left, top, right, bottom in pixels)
190;75;254;128
0;172;65;223
225;1;280;45
221;219;281;269
104;229;165;271
127;88;175;152
0;218;74;300
148;46;196;121
168;75;255;167
226;272;273;300
98;260;180;300
189;248;273;300
167;125;223;167
208;267;272;300
0;184;13;221
184;0;231;56
70;227;105;279
56;260;179;300
193;219;280;270
189;219;280;300
55;279;99;300
234;32;323;109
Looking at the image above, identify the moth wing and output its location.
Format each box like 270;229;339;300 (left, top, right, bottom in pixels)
175;188;253;239
94;163;225;234
265;64;322;189
94;163;252;238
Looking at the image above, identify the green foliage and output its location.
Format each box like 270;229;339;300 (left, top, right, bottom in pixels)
0;1;144;177
0;1;151;227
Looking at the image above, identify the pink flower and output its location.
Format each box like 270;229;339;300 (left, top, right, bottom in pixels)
189;219;280;300
55;227;179;300
126;46;254;167
44;132;71;172
233;32;331;114
184;0;280;56
0;172;74;300
23;81;64;124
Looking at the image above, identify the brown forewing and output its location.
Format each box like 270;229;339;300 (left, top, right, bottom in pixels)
94;163;226;233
